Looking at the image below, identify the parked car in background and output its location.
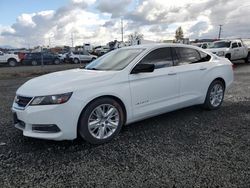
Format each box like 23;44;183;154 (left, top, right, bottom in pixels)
58;52;69;61
193;42;212;49
207;39;249;62
22;52;61;66
94;46;110;56
0;50;20;66
12;43;234;144
68;51;97;64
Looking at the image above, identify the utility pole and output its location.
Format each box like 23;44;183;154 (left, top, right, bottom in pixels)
218;25;223;39
49;37;51;47
121;18;124;42
71;33;74;47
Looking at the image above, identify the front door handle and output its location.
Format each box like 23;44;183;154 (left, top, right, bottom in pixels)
200;67;207;70
168;72;177;75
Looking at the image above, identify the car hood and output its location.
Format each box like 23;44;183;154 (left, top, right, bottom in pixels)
17;68;117;96
206;48;229;53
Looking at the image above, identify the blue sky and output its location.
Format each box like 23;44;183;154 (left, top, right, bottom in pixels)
0;0;69;25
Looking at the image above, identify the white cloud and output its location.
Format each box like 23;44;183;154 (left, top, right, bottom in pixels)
1;0;250;47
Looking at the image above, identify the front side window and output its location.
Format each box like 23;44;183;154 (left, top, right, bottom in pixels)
173;47;211;65
238;42;242;47
139;47;173;69
232;42;238;48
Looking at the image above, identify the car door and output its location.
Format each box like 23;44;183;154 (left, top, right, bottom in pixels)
82;51;92;61
129;47;179;120
231;42;240;60
172;47;211;107
237;42;245;59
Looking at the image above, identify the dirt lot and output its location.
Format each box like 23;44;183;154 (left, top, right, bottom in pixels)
0;63;249;187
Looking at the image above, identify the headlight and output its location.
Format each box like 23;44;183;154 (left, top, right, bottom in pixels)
217;51;225;56
30;92;72;106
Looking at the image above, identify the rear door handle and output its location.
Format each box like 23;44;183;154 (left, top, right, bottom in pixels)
168;72;177;75
200;67;207;70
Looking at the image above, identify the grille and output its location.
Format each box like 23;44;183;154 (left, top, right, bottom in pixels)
15;95;32;107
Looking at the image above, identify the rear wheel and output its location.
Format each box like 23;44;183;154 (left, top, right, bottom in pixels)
54;58;60;65
31;60;38;66
78;97;124;144
203;80;225;110
8;59;17;67
73;58;80;64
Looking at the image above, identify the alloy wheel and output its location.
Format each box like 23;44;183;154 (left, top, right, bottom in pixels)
88;104;120;139
209;84;224;107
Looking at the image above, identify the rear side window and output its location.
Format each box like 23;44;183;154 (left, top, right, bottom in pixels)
139;47;173;69
173;47;211;65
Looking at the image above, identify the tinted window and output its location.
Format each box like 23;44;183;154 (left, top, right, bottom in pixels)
173;47;211;65
232;42;238;48
139;48;173;69
83;51;89;55
238;42;242;47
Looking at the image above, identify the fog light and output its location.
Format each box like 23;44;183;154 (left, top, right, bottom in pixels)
32;124;60;133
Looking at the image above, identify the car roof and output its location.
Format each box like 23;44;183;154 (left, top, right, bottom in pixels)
216;39;242;43
121;43;203;51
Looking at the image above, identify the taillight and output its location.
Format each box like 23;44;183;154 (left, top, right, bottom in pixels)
232;64;236;70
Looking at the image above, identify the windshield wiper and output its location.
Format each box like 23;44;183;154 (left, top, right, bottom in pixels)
85;67;99;70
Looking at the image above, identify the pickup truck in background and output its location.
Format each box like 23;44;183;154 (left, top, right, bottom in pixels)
206;39;249;63
0;51;20;66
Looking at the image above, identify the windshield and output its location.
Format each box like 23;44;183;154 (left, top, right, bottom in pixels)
85;48;144;71
210;41;231;48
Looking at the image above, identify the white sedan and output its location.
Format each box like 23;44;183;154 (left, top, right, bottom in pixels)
12;44;234;144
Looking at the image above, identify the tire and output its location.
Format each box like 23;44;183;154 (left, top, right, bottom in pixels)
78;97;124;144
73;58;80;64
202;80;225;110
245;52;250;63
31;60;38;66
54;58;60;65
8;59;17;67
225;54;231;61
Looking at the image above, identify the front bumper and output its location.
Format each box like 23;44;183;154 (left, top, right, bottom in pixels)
11;101;79;141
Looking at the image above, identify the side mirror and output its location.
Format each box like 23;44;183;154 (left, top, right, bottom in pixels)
131;63;155;74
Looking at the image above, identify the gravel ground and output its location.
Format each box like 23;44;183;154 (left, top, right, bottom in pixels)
0;62;249;187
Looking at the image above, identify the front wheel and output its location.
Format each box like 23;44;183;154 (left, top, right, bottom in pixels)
202;80;225;110
78;98;124;144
